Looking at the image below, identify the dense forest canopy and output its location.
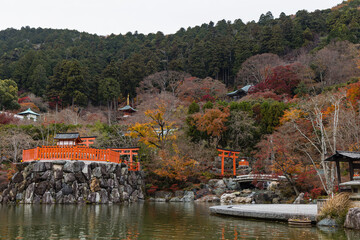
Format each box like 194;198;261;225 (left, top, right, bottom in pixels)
0;0;359;108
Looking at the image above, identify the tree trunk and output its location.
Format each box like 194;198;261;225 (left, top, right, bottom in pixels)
285;174;300;196
107;101;111;126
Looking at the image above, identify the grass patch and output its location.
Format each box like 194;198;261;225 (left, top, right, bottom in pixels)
317;192;353;225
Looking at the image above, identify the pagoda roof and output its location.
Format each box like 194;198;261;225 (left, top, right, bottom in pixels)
118;105;137;112
17;108;40;116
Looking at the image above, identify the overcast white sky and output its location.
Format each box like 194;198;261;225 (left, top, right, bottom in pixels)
0;0;342;36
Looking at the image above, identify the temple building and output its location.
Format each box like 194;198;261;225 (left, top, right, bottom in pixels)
54;133;83;146
17;108;40;121
118;95;137;117
226;85;253;100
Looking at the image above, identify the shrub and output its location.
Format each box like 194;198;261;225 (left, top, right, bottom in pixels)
317;192;353;225
6;163;17;180
310;187;324;199
201;94;215;102
0;113;19;125
146;185;158;195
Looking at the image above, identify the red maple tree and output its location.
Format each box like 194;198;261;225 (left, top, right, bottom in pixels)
249;64;301;97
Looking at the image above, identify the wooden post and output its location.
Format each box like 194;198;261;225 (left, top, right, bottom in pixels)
36;147;40;160
221;152;225;176
232;152;236;176
336;160;341;185
349;161;354;181
130;150;133;164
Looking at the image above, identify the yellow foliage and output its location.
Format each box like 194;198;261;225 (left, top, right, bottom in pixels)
280;108;305;124
128;103;177;149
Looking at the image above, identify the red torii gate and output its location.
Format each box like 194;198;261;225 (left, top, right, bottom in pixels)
79;137;97;147
217;148;248;176
111;147;140;171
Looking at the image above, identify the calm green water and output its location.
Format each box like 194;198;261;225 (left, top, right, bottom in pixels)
0;203;356;240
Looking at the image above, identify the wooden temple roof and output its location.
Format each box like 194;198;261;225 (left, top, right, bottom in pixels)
325;150;360;184
54;133;81;140
325;151;360;162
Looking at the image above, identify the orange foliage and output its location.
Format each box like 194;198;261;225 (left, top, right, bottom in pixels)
153;149;198;181
348;142;360;151
346;81;360;107
19;102;40;112
192;107;230;137
323;105;335;116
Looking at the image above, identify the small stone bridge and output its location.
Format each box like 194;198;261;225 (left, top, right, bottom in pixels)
234;174;286;183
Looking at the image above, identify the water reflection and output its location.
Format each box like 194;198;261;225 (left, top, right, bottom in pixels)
0;203;353;239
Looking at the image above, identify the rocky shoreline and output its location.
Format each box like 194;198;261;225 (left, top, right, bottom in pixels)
0;161;145;204
149;178;286;204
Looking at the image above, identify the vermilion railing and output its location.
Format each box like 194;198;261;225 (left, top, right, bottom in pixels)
22;146;121;164
22;146;141;171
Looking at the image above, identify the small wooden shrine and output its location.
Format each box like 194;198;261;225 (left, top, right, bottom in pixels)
325;151;360;184
325;150;360;199
217;148;249;176
54;133;82;146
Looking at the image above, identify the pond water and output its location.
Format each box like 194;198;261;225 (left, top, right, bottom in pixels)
0;203;357;239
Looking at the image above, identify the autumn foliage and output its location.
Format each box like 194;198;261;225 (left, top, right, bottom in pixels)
192;107;230;139
177;77;227;102
128;103;177;149
153;149;199;181
0;113;19;125
346;81;360;107
249;64;301;97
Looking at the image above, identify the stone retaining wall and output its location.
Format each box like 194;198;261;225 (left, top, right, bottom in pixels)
0;161;145;204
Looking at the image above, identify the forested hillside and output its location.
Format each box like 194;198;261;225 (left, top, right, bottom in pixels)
0;0;359;108
1;0;360;198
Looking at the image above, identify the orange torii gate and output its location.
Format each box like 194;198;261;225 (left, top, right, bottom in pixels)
217;148;248;176
79;137;97;147
111;147;140;171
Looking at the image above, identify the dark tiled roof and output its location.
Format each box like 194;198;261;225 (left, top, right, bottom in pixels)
54;133;80;139
325;150;360;162
337;151;360;159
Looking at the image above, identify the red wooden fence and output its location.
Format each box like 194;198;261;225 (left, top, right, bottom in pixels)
22;146;120;164
22;146;142;171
